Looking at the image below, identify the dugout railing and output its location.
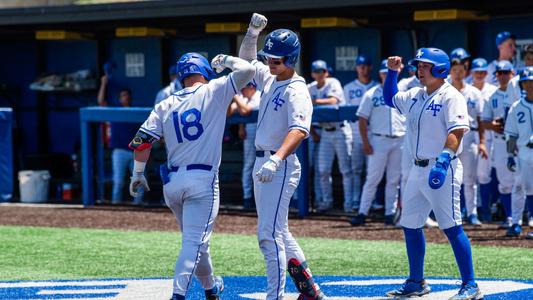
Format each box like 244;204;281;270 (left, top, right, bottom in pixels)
80;105;358;217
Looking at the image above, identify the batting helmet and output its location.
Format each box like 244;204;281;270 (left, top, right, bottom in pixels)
470;58;488;72
450;48;471;62
379;59;388;73
355;55;372;66
410;48;450;78
176;52;215;84
495;31;516;47
518;66;533;89
258;29;300;68
311;60;328;72
493;60;514;74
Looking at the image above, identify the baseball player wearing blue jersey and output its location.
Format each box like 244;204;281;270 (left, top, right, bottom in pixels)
481;60;525;229
128;52;255;299
343;55;378;210
309;60;354;213
470;58;498;222
383;49;482;300
239;13;325;300
351;60;405;226
449;52;485;226
486;32;517;85
504;66;533;237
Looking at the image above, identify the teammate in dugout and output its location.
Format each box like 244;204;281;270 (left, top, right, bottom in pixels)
350;59;405;226
470;58;498;222
128;52;255;299
239;13;326;300
504;66;533;238
308;59;354;213
383;49;482;300
480;60;525;230
343;55;379;211
449;51;486;226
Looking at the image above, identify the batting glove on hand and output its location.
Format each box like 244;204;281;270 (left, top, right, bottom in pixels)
256;154;282;183
507;156;517;172
129;172;150;197
211;54;228;73
428;151;452;189
248;13;268;35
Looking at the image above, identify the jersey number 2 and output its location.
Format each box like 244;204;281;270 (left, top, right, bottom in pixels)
517;112;526;124
173;108;204;143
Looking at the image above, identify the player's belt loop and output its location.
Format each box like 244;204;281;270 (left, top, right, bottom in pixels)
160;164;213;184
255;150;276;157
414;159;430;167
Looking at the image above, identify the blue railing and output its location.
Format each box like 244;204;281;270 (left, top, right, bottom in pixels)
80;105;358;217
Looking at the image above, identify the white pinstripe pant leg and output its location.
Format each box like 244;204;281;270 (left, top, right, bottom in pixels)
242;125;257;199
351;122;365;208
318;130;336;206
384;138;402;216
458;131;478;217
308;129;322;202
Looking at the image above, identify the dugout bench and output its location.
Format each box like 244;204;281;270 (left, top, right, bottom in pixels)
80;105;358;217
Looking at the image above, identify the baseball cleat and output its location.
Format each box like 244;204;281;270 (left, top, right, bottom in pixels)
205;276;224;300
467;214;482;227
498;217;513;229
526;231;533;240
386;279;431;298
506;224;522;237
528;217;533;227
384;214;395;226
448;282;483;300
350;214;367;226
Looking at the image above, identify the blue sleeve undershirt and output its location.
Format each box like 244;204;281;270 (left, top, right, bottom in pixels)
383;69;399;109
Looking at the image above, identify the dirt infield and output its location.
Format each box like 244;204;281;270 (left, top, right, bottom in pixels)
0;204;531;248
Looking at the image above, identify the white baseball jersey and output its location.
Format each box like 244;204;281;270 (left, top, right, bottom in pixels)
476;83;498;117
343;79;379;106
308;77;345;128
461;83;483;129
154;80;182;105
252;60;313;150
398;76;422;92
505;98;533;147
140;75;239;168
357;85;406;137
481;88;510;139
391;82;470;160
245;91;261;130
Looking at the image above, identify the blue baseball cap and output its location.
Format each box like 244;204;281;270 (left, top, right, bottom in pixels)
355;55;372;66
379;59;388;73
519;66;533;83
311;60;328;72
470;58;488;72
494;60;514;74
495;31;516;47
450;48;471;62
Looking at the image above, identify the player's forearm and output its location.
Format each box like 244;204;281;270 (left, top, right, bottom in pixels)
358;118;370;145
239;29;259;62
477;116;485;144
132;148;151;174
97;83;107;106
383;70;399;108
275;129;307;160
225;56;255;90
314;97;338;105
444;129;465;153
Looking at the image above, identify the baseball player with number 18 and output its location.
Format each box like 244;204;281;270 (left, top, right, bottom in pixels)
128;52;255;299
239;13;325;300
383;49;482;300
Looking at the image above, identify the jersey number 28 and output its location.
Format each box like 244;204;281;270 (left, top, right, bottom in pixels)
173;108;204;143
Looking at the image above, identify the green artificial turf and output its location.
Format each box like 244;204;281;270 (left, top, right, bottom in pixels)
0;226;531;281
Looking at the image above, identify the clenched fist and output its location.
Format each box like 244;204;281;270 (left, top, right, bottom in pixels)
249;13;268;35
387;56;402;72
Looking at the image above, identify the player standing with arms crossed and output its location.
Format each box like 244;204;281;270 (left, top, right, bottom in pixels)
308;60;354;213
351;59;405;226
343;56;378;211
239;13;325;300
128;52;255;299
449;52;485;226
383;49;482;299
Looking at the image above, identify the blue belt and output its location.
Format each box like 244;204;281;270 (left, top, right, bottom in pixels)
160;163;213;185
256;150;276;157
